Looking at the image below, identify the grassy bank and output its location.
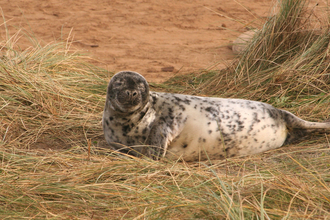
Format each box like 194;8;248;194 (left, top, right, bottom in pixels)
165;0;330;121
0;0;329;219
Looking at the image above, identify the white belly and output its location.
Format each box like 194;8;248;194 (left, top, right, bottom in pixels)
164;98;288;161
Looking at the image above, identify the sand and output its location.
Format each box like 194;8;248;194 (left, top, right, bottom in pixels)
0;0;283;82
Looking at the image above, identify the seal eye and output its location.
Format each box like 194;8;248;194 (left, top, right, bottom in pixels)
115;82;123;87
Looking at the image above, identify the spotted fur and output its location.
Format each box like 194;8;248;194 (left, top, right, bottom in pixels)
103;71;330;161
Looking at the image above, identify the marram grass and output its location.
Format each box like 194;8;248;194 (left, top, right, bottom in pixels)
0;28;109;149
1;145;329;219
165;0;330;121
1;0;330;219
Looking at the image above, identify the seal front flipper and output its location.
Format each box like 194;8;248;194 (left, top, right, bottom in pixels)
145;107;186;160
146;121;170;160
107;142;142;157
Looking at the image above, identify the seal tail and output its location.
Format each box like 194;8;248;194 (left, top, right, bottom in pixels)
281;109;330;144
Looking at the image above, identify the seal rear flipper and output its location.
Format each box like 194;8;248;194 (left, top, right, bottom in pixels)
281;109;330;144
284;128;310;145
281;110;330;130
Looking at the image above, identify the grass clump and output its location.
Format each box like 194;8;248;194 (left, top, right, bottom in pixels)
0;0;330;219
165;0;330;120
1;145;329;219
0;28;109;149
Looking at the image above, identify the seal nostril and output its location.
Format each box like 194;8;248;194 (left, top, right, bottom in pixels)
125;90;137;97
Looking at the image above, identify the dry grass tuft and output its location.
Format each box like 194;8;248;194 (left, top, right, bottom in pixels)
0;27;109;150
1;0;330;219
1;145;329;219
165;0;330;120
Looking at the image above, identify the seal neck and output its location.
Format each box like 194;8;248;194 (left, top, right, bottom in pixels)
110;102;151;125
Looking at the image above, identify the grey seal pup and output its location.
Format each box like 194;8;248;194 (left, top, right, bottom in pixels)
102;71;330;161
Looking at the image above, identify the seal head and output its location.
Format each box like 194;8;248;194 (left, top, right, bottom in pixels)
106;71;149;113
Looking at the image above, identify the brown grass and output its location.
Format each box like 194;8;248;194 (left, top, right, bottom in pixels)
164;0;330;121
